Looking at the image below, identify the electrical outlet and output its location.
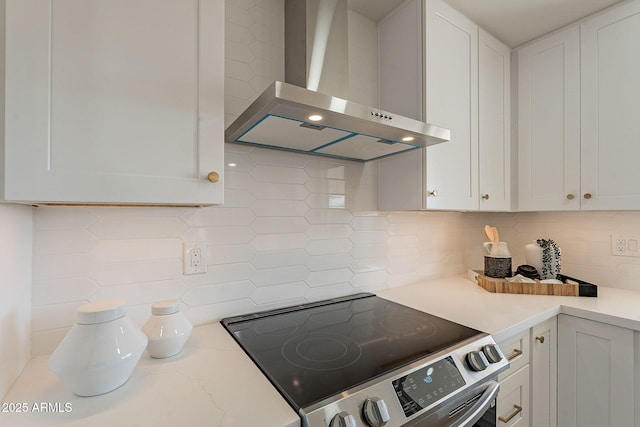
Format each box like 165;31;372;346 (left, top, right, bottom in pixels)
611;234;640;257
183;241;207;275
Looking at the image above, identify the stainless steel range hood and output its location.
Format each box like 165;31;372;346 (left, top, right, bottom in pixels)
225;0;450;162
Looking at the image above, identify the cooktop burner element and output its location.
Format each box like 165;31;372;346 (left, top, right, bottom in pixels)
282;332;362;371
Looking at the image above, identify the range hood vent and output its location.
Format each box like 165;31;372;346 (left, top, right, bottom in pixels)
225;0;450;162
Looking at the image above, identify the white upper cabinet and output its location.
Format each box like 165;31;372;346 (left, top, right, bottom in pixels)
479;29;511;211
518;0;640;211
378;0;511;211
424;0;478;210
581;0;640;210
517;26;581;211
3;0;224;206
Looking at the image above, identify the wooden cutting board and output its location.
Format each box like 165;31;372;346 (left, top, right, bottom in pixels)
475;272;597;297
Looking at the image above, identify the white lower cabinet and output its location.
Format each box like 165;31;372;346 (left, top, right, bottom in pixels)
531;317;557;427
497;328;531;426
496;318;558;427
497;365;530;426
558;314;634;427
501;314;636;427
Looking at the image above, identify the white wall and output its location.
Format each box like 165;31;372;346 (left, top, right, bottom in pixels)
0;204;32;398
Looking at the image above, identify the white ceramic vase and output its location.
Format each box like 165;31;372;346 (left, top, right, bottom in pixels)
142;300;192;359
48;300;148;396
524;241;544;277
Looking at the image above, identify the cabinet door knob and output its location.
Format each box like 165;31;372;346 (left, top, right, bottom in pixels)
482;194;489;200
566;194;575;200
583;193;592;199
207;172;220;183
536;336;545;344
428;190;438;197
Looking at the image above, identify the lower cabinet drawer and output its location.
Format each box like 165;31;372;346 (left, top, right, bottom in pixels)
497;329;530;381
497;365;530;427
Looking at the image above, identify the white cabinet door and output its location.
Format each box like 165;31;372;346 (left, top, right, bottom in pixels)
581;0;640;210
4;0;224;206
531;317;557;427
517;26;580;211
424;0;478;210
558;315;634;427
479;29;511;211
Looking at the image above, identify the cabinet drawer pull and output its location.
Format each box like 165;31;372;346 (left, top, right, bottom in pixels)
536;336;545;344
566;194;575;200
482;194;489;200
506;348;522;361
498;404;523;423
583;193;592;199
428;190;438;197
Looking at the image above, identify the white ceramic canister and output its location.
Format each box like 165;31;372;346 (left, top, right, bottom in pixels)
48;300;148;396
524;241;544;277
142;300;192;358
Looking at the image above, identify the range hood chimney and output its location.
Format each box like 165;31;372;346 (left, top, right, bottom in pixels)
225;0;450;162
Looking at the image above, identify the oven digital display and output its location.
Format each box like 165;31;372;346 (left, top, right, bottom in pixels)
392;356;466;417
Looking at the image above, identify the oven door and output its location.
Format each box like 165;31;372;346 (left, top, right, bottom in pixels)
402;380;499;427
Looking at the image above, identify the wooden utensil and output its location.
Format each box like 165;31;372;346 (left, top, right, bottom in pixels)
484;225;499;243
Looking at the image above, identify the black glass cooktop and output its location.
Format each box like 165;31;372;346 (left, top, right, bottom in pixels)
221;293;481;411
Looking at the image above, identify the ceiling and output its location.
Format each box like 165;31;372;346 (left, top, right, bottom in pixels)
349;0;624;47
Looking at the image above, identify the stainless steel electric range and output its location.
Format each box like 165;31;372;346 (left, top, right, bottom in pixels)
221;293;508;427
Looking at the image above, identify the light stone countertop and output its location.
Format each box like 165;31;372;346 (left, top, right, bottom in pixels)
378;272;640;343
4;273;640;426
1;324;300;427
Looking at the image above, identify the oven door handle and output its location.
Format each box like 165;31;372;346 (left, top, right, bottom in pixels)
449;380;500;427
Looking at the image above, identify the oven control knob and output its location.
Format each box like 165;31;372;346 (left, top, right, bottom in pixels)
363;397;390;427
329;412;357;427
466;350;489;371
482;344;503;363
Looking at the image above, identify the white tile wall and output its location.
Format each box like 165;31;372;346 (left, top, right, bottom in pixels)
30;148;468;355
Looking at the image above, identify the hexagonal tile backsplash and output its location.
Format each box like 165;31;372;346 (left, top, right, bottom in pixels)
31;147;466;354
